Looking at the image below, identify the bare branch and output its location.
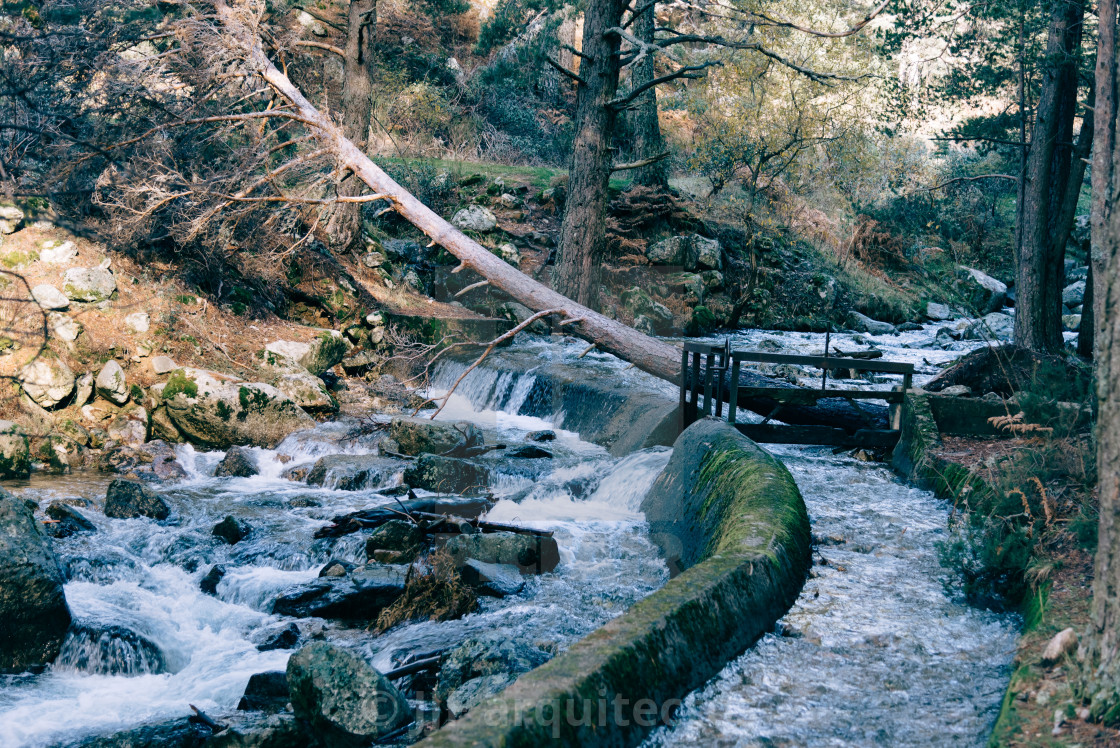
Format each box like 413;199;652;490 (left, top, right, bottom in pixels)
294;40;346;57
609;62;719;108
611;151;670;172
914;174;1019;193
545;55;587;86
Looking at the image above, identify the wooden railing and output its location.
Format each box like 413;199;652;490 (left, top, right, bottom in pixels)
680;340;915;448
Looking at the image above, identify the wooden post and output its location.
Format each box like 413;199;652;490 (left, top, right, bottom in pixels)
679;348;688;432
728;358;740;424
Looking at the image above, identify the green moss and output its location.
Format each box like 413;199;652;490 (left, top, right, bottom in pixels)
162;369;198;400
215;400;233;421
0;249;37;269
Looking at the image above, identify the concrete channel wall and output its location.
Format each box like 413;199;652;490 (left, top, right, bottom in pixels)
419;418;812;748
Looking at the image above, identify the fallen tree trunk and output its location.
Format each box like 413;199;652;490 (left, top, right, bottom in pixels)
213;2;884;432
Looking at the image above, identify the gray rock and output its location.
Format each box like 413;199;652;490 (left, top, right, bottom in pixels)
361;250;387;268
1062;280;1086;307
287;642;410;745
49;312;81;342
846;311;896;336
95;360;129;405
365;520;424;564
301;332;349;377
1063;314;1082;332
389;417;482;456
451;205;498;232
62;267;116;302
955;266;1007;314
31;284;69;311
215;446;259;478
0;204;23;234
19;356;75;408
926;301;953;321
237;670;290;712
497;242;521;265
699;270;724;291
39;240;77;265
0;493;72;672
508;445;552;459
446;673;517;718
459;559;526;597
151;356;177;375
443;531;559;574
104;479;170;520
0;421;30;478
272;371;336;413
44;501;96;539
74;372;93;405
963;312;1015;342
271;566;407;619
124;312;150;333
403;455;490;494
305;454;401;491
200;565;225;596
1067;265;1089;282
213;515;252;545
435;635;549;705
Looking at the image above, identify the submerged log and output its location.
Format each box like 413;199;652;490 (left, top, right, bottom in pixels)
214;3;884;432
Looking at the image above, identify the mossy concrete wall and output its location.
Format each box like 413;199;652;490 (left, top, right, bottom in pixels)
418;419;810;748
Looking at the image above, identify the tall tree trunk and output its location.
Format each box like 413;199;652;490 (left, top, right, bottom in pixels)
1079;259;1095;358
628;3;669;190
326;0;377;252
1091;0;1119;355
1014;0;1084;353
553;0;628;308
1081;0;1120;721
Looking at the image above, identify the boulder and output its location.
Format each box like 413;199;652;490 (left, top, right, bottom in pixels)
156;368;314;449
265;333;348;377
0;204;23;233
507;445;552;459
19;356;75;408
272;371;336;413
44;501;96;539
846;311;896;336
443;531;560;574
213;515;251;545
1063;280;1086;308
963;312;1015;342
459;559;526;597
0;494;72;672
1042;627;1078;665
287;643;410;746
926;302;953;321
0;421;30;478
95;360;130;405
97;439;186;481
435;635;550;705
215;446;259;478
620;287;675;335
403;455;490;494
103;479;170;520
39;240;77;265
451;205;497;233
699;270;724;291
238;671;291;712
106;406;147;447
74;371;93;405
31;284;69;311
365;520;424;564
151;355;177;375
954;266;1007;314
255;622;301;652
62;267;116;302
125;312;150;333
389;417;482;456
446;673;517;718
200;564;226;595
305;454;402;491
645;234;721;270
1063;314;1082;332
271;566;407;619
526;430;555;442
49;312;81;342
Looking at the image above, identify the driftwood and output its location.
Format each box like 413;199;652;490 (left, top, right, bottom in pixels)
214;2;885;433
410;511;555;538
314;497;492;538
383;654;442;680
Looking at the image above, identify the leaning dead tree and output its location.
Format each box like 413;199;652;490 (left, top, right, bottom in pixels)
203;0;883;432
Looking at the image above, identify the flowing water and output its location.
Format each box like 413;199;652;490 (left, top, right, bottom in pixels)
0;322;1018;746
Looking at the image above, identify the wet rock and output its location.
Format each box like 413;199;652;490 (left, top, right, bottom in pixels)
459;559;526;597
97;439;187;481
200;564;226;596
104;479;170;520
213;515;251;545
389;416;482;456
255;622;301;652
897;321;923;332
45;501;96;538
446;673;517;718
287;642;410;745
55;622;165;676
0;493;72;672
954;266;1007;314
215;446;259;478
365;520;424;564
319;559;357;577
526;430;555;442
0;420;30;478
403;455;490;494
1042;627;1078;665
95;360;130;405
846;311;896;336
507;445;552;459
238;671;290;712
32;284;69;310
926;301;953;321
62;266;116;302
155;367;314;449
435;635;549;705
963;312;1014;342
305;454;401;491
19;355;75;408
271;566;407;620
451;205;497;232
443;531;559;574
1062;280;1085;307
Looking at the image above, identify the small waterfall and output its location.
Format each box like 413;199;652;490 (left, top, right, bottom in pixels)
54;624;166;677
430;358;539;415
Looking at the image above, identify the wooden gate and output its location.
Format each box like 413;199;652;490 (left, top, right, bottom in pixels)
680;340;914;448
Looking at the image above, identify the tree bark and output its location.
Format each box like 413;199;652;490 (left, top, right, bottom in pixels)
1091;0;1119;356
325;0;377;252
1082;0;1120;722
1014;0;1085;354
213;1;885;433
628;4;669;190
552;0;628;308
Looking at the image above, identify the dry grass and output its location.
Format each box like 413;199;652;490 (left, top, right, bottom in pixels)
374;550;478;632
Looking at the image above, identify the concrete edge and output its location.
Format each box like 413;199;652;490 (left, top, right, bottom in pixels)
418;420;811;748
